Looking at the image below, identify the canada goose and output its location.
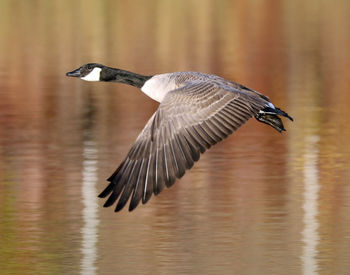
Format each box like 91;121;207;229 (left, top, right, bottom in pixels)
66;63;293;212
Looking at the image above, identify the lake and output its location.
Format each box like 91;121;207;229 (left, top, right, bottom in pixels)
0;1;350;274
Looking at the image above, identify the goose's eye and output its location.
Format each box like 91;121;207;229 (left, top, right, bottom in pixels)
86;64;92;70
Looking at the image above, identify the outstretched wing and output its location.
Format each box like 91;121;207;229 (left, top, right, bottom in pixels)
99;81;269;211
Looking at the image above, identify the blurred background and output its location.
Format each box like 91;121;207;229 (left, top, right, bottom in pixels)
0;0;350;274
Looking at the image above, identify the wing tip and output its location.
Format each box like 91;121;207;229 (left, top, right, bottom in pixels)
98;182;114;198
114;203;124;212
103;198;116;208
128;201;140;212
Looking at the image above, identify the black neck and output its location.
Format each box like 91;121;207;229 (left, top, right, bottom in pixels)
101;67;152;88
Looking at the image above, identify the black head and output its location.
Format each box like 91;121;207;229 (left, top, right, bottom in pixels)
66;63;104;81
66;63;152;87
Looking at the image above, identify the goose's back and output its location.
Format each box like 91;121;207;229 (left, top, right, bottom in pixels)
141;71;269;103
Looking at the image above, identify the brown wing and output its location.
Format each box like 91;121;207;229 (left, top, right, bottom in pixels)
99;81;269;211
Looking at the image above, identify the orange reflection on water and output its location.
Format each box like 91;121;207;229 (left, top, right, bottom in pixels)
0;1;350;274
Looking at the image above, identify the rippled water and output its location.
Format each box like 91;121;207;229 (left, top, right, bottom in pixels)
1;1;350;274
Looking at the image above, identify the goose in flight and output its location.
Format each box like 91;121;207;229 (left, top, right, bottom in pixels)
66;63;293;212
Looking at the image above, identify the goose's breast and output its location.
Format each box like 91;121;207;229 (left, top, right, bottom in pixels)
141;74;178;103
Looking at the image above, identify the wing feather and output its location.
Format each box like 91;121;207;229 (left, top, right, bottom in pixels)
141;156;153;204
100;80;269;211
129;158;146;211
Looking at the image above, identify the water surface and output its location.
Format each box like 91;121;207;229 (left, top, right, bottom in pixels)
1;1;350;274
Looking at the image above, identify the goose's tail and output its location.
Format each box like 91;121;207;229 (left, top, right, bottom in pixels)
255;106;293;133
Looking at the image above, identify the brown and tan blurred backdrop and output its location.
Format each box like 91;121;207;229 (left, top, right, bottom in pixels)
0;1;350;274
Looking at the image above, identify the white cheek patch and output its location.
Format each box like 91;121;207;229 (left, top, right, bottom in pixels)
81;67;102;81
